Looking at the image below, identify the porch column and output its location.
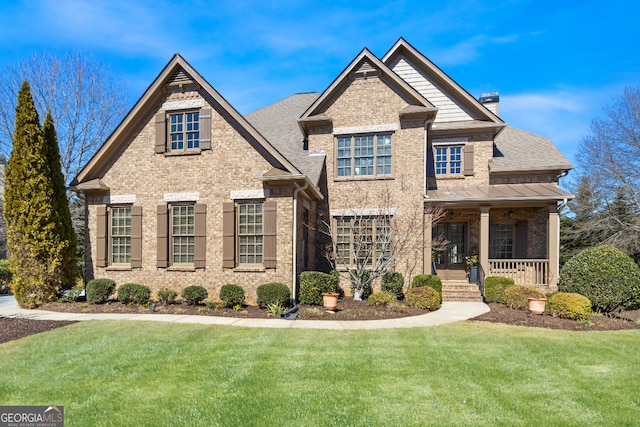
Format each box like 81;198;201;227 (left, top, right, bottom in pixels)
424;212;432;274
479;206;490;279
548;204;560;291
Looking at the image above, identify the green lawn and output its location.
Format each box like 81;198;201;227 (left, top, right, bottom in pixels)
1;321;639;426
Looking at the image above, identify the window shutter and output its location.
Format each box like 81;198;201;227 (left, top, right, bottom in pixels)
96;206;108;267
222;202;235;268
199;108;212;150
463;144;474;176
516;220;528;258
131;206;142;268
263;200;277;269
194;204;207;269
426;144;435;177
157;205;168;267
155;112;166;154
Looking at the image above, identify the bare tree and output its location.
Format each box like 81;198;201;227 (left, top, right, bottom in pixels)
320;184;446;300
574;86;640;262
0;51;127;184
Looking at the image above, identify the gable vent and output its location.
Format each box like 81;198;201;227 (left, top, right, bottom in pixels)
166;67;195;86
354;60;379;77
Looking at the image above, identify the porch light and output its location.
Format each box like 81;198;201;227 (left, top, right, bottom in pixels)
509;210;514;220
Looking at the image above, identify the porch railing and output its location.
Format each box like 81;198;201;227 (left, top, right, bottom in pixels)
488;259;549;285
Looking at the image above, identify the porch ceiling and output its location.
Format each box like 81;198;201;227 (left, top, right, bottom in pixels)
425;183;574;206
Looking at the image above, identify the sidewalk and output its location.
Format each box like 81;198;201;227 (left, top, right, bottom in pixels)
0;294;489;330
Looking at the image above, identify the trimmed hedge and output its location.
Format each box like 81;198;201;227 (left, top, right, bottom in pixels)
503;285;545;311
411;274;442;302
548;292;592;320
0;259;12;291
406;286;440;311
381;271;404;300
220;284;245;307
86;278;115;304
117;283;151;305
257;282;291;308
181;285;208;305
559;245;640;313
157;287;178;304
299;271;340;305
367;291;396;307
484;276;515;303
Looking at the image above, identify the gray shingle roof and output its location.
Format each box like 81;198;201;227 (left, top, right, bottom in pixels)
491;127;573;173
245;92;325;185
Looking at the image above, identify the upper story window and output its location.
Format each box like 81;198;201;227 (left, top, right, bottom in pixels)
169;111;199;151
430;137;473;178
435;145;461;175
336;133;392;179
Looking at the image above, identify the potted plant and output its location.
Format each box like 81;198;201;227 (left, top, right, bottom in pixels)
322;292;340;312
465;250;479;284
321;271;341;312
528;297;547;315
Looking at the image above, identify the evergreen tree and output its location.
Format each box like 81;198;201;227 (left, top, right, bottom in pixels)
4;81;76;308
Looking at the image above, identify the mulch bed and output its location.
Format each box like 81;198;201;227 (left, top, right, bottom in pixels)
2;300;639;345
472;303;640;331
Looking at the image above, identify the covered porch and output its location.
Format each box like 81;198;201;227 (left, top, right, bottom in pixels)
424;183;573;293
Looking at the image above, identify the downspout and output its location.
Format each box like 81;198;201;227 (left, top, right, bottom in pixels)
290;181;309;307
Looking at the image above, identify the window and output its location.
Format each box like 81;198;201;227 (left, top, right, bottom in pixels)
435;145;462;175
96;205;142;269
222;200;277;269
490;223;513;259
336;133;392;178
110;207;131;264
238;203;263;265
334;216;392;267
171;205;195;264
157;203;206;268
169;111;199;151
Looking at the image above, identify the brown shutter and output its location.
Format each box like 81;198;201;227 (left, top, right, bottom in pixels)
426;144;435;177
194;204;207;269
157;205;168;267
263;200;277;269
96;206;108;267
516;220;528;258
131;206;142;268
463;144;474;176
199;108;212;150
155;112;166;154
222;202;235;268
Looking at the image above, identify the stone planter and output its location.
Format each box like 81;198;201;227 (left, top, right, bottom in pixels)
322;292;340;312
528;297;547;315
468;266;478;284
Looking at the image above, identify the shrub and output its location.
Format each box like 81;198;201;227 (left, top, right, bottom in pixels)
181;285;209;306
0;259;12;292
367;291;396;307
406;286;440;311
559;246;640;313
381;271;404;300
548;292;592;321
220;284;245;308
299;271;340;305
350;269;372;300
157;287;178;304
257;282;291;308
502;285;545;311
117;283;152;305
411;274;442;301
59;285;83;302
86;279;116;304
484;276;515;303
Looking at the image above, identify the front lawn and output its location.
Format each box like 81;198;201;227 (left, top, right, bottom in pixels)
1;321;638;426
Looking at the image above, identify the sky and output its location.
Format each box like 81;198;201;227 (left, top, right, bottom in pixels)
0;0;638;175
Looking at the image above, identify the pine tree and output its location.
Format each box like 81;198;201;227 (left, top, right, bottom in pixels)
4;81;76;307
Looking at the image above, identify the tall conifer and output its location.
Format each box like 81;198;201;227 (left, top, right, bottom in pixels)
4;81;76;307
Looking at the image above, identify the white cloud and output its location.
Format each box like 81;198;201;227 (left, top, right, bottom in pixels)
433;34;519;66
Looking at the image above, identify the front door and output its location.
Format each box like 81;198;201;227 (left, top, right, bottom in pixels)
433;222;467;281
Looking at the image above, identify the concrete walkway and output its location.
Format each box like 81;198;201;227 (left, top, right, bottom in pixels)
0;294;489;330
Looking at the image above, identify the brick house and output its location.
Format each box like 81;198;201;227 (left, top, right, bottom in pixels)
71;38;572;302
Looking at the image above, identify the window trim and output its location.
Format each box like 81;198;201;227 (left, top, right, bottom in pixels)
333;215;392;268
169;203;196;266
167;110;200;153
433;144;463;177
334;132;394;181
108;205;132;266
236;201;264;267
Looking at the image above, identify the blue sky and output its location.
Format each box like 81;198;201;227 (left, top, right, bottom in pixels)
0;0;638;170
